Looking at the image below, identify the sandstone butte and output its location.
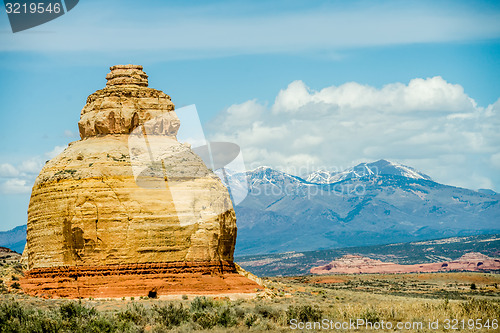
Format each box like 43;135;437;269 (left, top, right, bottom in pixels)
20;65;261;299
310;252;500;275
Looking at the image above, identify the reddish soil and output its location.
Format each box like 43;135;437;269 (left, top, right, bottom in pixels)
311;252;500;275
20;261;261;299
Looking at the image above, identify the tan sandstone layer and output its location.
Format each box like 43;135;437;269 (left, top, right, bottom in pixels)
21;65;257;297
310;252;500;274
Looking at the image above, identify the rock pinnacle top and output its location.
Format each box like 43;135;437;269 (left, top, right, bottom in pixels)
105;64;149;87
78;65;176;139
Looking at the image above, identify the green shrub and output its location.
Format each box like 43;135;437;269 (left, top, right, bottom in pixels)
190;296;215;312
361;308;380;323
83;315;116;333
154;303;189;328
25;311;62;333
244;313;258;328
59;301;97;320
255;303;275;319
460;298;499;317
192;310;218;329
0;300;28;327
234;305;246;319
117;303;147;325
189;297;236;328
286;305;322;322
217;307;237;327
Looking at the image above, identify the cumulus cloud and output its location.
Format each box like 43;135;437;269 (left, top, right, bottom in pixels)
272;77;477;114
0;164;19;178
45;146;66;159
207;77;500;191
0;145;67;194
19;159;44;174
1;179;31;194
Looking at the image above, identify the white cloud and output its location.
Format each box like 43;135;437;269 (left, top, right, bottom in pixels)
0;145;67;195
1;179;31;194
64;130;78;138
208;77;500;191
19;158;44;174
491;153;500;169
273;77;476;114
0;164;19;178
45;146;66;159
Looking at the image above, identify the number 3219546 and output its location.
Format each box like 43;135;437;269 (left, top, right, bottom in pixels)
443;319;498;330
5;2;62;14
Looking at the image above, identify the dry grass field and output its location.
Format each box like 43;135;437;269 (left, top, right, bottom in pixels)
0;264;499;332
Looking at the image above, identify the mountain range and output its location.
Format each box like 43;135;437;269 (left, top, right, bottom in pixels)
229;159;500;255
0;225;26;254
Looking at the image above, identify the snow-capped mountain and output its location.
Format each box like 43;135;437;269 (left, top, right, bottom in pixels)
232;160;500;256
306;159;432;184
236;166;304;188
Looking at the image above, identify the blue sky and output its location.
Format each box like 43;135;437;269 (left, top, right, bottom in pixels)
0;0;499;230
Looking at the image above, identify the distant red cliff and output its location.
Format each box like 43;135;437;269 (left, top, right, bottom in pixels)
310;252;500;275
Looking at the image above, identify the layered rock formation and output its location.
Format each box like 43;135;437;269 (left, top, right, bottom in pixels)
22;262;260;298
310;252;500;275
21;65;260;298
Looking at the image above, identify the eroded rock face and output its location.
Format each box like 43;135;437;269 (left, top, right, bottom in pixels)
78;65;178;139
25;65;238;273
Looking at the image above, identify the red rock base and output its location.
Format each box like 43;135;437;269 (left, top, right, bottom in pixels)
20;261;262;299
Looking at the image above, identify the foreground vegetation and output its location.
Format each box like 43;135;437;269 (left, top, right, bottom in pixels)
0;273;499;332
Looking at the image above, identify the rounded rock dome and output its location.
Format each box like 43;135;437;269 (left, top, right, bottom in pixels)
25;65;237;270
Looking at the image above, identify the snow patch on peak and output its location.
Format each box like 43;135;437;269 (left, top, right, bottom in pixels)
306;169;336;183
305;159;432;184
